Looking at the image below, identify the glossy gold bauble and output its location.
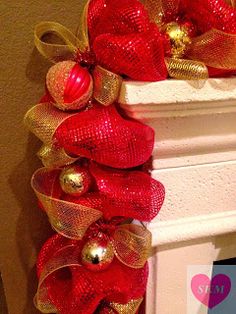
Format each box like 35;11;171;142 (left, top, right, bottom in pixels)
164;22;191;58
59;165;92;196
81;236;114;271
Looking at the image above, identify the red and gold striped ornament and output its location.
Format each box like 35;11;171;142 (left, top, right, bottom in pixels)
46;60;93;111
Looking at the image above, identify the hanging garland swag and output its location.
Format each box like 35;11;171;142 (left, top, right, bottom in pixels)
24;0;236;313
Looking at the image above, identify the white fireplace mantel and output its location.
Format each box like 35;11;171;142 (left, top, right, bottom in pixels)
119;77;236;314
119;77;236;246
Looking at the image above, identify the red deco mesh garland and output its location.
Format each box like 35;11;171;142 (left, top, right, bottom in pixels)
54;103;155;169
24;0;236;313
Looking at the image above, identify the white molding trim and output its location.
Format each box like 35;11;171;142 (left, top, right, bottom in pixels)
119;78;236;105
149;210;236;247
119;78;236;119
152;150;236;170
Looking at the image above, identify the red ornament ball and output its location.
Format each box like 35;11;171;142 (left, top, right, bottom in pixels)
46;61;93;111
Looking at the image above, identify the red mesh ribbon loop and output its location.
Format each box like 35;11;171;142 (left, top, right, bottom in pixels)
32;164;165;226
36;234;147;314
88;0;167;81
54;103;155;169
180;0;236;72
88;162;165;221
180;0;236;34
25;102;155;169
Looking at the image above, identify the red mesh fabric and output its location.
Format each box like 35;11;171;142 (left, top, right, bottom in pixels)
88;0;167;81
177;0;236;75
64;162;165;222
88;0;150;42
54;103;155;169
63;191;107;212
208;67;236;77
37;234;148;314
40;89;54;103
180;0;236;34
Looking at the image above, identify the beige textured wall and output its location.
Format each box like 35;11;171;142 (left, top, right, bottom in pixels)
1;1;81;313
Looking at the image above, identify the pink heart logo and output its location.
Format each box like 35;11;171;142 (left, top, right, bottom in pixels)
191;274;231;309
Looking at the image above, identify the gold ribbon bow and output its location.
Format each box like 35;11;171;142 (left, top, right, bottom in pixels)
24;103;79;168
144;0;236;79
31;167;152;268
34;192;147;312
35;244;143;313
34;0;236;85
33;167;149;312
34;0;122;106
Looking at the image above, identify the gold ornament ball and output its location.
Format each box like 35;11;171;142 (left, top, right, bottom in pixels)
164;22;191;58
59;165;92;196
81;236;114;271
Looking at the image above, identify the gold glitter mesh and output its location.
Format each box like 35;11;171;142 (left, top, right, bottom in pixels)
37;144;79;168
24;103;75;144
24;103;78;167
113;224;152;269
166;57;208;80
34;22;78;63
46;61;75;106
31;168;103;239
109;298;143;314
144;0;180;24
34;10;89;64
144;0;236;79
76;0;90;50
35;245;80;313
34;1;89;63
187;29;236;69
93;66;123;106
143;0;164;25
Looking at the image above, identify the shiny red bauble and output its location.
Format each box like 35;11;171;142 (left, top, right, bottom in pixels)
46;61;93;111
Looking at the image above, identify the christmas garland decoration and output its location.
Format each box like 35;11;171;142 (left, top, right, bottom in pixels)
24;0;236;313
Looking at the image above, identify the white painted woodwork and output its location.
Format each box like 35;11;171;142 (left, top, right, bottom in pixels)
119;77;236;314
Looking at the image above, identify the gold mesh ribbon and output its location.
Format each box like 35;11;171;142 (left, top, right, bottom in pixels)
109;299;143;314
35;245;79;313
24;103;79;168
113;224;151;269
93;66;123;106
35;243;143;313
34;1;89;63
143;0;164;25
31;168;103;239
145;0;236;79
37;144;79;168
144;0;180;25
31;167;151;267
34;2;123;105
166;58;208;80
144;0;208;79
187;29;236;69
